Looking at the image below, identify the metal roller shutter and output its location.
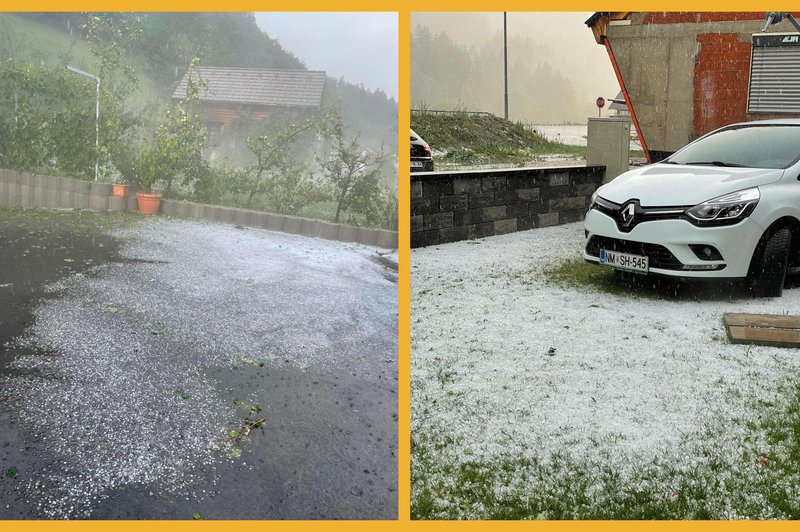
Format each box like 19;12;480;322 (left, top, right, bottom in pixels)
749;33;800;113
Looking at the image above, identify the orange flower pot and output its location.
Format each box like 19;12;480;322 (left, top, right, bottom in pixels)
112;184;130;198
136;192;162;215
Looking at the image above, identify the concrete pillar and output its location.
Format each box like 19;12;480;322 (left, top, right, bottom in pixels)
204;205;221;222
73;192;88;210
282;216;303;234
314;221;340;241
46;187;59;208
356;228;378;246
59;190;73;208
108;196;126;212
337;225;359;243
299;218;319;237
587;118;631;183
20;185;32;208
233;209;251;226
175;201;189;218
6;180;20;207
218;207;235;224
377;230;398;249
190;203;207;220
263;213;285;232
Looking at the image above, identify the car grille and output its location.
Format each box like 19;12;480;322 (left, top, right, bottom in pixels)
585;235;684;270
592;198;687;233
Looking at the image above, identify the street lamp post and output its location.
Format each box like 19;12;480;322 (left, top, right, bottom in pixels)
66;65;100;181
503;12;509;121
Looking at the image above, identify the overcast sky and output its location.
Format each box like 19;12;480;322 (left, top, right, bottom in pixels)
254;12;397;100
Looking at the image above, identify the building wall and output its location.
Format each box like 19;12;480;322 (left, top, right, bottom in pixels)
201;102;270;131
606;12;797;157
411;166;605;248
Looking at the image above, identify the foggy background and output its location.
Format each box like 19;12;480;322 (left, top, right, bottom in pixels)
255;13;398;99
411;12;619;124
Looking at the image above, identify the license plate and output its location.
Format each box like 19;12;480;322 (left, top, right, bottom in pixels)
599;248;649;273
411;160;423;168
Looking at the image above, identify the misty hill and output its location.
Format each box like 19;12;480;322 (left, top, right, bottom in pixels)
411;111;583;169
411;22;608;124
2;13;396;155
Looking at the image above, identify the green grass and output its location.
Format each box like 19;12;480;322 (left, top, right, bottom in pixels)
410;111;654;169
411;111;586;168
543;258;622;294
412;384;800;519
543;258;753;302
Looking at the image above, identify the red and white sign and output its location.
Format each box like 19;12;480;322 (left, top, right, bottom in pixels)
596;96;606;108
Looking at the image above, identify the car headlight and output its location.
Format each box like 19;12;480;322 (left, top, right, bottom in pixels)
685;187;760;225
590;190;598;208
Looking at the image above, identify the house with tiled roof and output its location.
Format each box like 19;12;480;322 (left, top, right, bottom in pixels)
171;67;327;134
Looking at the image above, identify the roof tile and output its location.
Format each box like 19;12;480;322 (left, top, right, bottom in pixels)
172;67;326;108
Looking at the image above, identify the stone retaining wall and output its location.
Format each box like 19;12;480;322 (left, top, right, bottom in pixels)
411;165;605;247
0;168;397;249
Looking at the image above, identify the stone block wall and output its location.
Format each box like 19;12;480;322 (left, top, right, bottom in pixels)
0;168;397;249
411;165;605;248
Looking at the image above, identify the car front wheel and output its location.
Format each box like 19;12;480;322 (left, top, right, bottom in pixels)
751;226;791;297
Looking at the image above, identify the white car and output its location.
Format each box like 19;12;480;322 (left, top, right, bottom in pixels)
583;119;800;297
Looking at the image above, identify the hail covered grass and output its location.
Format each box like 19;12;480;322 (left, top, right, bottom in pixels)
411;223;800;519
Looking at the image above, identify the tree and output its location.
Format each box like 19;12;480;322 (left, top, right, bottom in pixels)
321;128;386;224
147;58;208;194
0;60;131;179
241;110;338;212
83;14;142;101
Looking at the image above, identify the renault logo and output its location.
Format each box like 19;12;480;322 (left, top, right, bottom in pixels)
621;203;636;227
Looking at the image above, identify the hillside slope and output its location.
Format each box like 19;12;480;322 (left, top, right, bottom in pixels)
411;111;584;169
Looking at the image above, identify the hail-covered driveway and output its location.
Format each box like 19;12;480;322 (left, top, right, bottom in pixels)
1;216;397;519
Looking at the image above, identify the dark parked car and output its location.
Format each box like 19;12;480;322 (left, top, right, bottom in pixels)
410;129;434;172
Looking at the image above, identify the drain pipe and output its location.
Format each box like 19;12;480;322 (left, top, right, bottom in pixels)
602;36;651;163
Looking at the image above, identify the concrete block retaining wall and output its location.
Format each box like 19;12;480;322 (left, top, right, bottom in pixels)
411;165;605;248
0;168;397;249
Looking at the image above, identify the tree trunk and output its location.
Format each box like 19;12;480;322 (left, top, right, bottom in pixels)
334;186;349;223
245;187;256;209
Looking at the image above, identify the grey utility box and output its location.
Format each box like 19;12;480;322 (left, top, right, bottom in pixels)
587;117;630;183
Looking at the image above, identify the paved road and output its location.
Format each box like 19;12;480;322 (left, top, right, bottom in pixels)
0;211;397;519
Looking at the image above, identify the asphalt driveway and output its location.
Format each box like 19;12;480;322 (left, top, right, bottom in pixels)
0;209;397;519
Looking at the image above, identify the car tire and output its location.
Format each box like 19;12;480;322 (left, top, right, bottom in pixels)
751;226;791;298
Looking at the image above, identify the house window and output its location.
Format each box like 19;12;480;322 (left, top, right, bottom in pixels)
748;33;800;113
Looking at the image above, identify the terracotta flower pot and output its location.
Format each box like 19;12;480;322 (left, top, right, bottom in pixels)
136;192;162;215
112;183;130;198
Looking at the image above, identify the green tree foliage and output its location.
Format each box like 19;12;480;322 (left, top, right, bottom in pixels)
135;58;209;194
0;60;130;179
240;110;338;213
83;13;142;100
320;127;386;224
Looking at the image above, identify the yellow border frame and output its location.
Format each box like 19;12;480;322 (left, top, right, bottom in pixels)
5;4;800;530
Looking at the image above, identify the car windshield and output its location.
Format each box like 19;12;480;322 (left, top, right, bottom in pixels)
666;125;800;169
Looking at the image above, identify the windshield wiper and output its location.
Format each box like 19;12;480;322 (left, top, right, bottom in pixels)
681;161;751;168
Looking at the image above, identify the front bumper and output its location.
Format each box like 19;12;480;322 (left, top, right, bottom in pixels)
582;208;766;278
